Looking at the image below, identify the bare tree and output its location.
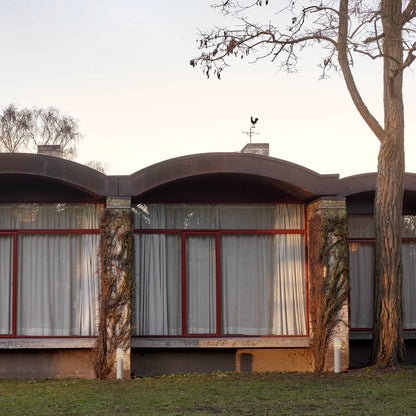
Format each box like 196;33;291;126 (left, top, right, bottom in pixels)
30;107;81;159
191;0;416;367
0;105;81;159
0;105;33;153
85;160;109;174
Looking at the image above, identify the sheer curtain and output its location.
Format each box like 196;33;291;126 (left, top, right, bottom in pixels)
186;235;216;334
349;243;374;328
134;203;306;336
17;234;99;336
221;234;306;335
402;243;416;329
0;236;13;334
134;234;181;335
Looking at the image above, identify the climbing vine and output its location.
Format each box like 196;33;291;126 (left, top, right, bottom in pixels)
310;211;349;372
94;209;133;379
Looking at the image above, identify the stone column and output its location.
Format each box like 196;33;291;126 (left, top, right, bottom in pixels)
307;197;349;372
94;197;133;379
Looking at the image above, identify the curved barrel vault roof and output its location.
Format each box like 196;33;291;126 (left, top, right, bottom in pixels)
1;152;341;202
0;153;117;199
121;153;340;201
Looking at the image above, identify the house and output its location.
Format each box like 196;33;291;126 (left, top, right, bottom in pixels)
0;149;415;378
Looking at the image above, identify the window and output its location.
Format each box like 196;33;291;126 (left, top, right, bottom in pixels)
133;203;307;336
349;215;416;329
0;204;103;337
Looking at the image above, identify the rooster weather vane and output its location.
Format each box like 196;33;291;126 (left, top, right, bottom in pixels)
243;116;259;143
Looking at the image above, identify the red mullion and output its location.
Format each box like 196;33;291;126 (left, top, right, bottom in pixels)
17;229;101;235
135;229;305;235
181;233;187;336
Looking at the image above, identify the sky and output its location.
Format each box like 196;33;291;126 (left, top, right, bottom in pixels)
1;0;415;178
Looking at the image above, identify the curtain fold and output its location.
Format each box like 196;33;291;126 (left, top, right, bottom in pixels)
17;234;99;336
186;235;216;334
349;243;374;328
0;236;13;334
0;204;103;229
133;234;181;335
134;203;306;336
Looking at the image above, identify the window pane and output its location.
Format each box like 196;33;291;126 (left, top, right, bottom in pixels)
0;204;103;229
348;216;375;239
349;243;373;328
134;203;304;230
17;234;99;336
402;243;416;328
221;234;306;335
186;236;216;334
0;236;13;334
133;234;181;335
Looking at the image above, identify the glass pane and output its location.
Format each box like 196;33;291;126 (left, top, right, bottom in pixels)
349;243;374;328
0;204;103;229
221;234;306;335
402;242;416;329
133;234;181;335
348;216;375;239
0;236;13;334
17;234;99;336
134;203;304;230
186;235;216;334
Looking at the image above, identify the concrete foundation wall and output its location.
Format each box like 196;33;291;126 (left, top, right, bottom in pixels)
0;349;95;379
131;348;313;377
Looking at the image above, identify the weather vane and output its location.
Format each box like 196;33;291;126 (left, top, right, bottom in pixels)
242;116;259;143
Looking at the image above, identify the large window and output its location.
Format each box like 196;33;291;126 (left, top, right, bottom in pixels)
0;204;102;337
349;215;416;329
133;204;307;337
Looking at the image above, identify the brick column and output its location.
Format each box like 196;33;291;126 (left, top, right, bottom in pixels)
94;197;133;379
307;198;349;372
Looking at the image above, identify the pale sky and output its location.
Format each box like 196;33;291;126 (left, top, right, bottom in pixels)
1;0;415;178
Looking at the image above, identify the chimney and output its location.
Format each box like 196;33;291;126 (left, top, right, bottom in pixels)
37;145;63;158
240;143;269;156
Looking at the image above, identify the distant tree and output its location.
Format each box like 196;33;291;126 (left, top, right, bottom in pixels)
0;105;32;153
191;0;416;368
85;160;109;174
0;105;81;159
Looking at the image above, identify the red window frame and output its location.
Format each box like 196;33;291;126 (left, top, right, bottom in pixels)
348;213;416;331
0;202;103;339
133;203;309;338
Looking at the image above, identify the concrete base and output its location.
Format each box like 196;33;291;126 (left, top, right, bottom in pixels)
0;349;95;379
131;347;313;377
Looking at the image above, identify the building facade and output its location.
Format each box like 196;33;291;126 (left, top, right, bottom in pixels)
0;152;415;377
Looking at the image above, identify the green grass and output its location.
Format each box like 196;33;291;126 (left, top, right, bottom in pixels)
0;368;415;415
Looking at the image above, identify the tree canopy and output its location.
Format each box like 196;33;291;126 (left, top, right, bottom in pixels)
0;104;81;159
192;0;416;368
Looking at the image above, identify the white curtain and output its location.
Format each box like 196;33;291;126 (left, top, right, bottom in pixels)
0;204;103;229
17;234;99;336
350;242;416;329
186;235;216;334
349;243;374;328
0;236;13;334
402;243;416;328
134;203;306;336
221;234;306;335
135;203;304;230
134;234;181;335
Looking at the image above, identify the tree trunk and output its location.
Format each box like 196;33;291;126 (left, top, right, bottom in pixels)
370;0;406;367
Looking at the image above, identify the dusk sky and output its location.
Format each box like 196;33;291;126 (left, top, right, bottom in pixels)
1;0;415;177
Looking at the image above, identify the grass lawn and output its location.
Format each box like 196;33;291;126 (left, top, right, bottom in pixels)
0;367;415;416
